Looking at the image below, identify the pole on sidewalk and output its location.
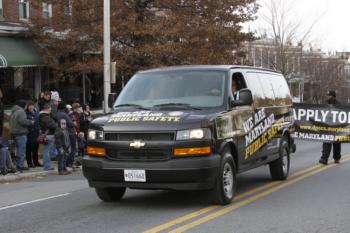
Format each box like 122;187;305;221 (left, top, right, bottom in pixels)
103;0;111;113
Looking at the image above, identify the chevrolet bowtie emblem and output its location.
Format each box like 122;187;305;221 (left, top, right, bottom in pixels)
129;140;145;149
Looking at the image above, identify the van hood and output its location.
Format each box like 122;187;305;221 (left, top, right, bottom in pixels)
91;109;222;132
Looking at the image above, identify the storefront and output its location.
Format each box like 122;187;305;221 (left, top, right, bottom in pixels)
0;36;49;107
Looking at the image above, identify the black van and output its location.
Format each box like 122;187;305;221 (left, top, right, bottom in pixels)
83;65;296;205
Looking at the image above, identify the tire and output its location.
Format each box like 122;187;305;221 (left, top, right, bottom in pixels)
95;187;126;202
269;137;290;180
211;150;237;205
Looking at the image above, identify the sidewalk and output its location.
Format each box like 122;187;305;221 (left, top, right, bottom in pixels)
0;167;57;183
0;161;79;183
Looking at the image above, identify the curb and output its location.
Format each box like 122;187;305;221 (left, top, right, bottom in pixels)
0;170;57;184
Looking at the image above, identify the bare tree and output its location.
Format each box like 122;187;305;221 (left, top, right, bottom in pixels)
258;0;321;76
243;0;335;103
28;0;259;80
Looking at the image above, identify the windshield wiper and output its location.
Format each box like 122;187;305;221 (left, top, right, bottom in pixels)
152;103;201;110
114;104;150;110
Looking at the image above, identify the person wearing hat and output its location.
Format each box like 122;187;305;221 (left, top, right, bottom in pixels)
319;90;341;165
50;91;61;120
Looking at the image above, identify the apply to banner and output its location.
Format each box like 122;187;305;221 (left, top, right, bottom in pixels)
293;103;350;142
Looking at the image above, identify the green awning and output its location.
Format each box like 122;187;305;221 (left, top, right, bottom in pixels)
0;36;44;68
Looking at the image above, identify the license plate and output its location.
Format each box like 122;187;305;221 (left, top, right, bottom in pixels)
124;169;146;182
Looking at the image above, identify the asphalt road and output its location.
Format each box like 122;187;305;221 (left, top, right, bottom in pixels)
1;140;350;233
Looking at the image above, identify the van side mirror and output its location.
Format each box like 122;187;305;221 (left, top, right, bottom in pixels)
108;93;119;108
231;88;253;107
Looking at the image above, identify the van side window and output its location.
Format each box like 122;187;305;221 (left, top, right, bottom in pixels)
268;74;291;99
245;72;265;106
259;75;275;100
267;74;292;105
257;74;275;106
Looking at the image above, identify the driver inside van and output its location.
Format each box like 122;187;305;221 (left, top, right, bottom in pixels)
232;73;247;100
232;79;240;100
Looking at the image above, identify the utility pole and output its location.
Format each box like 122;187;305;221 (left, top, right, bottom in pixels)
103;0;111;113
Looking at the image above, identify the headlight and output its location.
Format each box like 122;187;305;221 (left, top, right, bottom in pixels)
176;128;211;140
88;130;104;140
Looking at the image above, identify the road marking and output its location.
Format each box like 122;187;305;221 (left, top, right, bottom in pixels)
170;156;350;233
0;193;71;211
144;154;350;233
143;181;280;233
143;205;218;233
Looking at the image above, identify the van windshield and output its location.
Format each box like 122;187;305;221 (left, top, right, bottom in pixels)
114;70;226;109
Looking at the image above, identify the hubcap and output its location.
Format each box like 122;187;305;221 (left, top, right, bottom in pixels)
222;163;234;199
282;149;289;175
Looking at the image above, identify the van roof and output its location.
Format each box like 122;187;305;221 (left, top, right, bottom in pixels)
138;65;281;74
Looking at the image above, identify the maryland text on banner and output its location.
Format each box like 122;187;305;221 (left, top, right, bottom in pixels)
293;103;350;142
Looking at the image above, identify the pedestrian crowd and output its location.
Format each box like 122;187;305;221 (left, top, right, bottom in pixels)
0;89;92;176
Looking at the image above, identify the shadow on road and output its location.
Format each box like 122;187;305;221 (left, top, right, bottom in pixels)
87;172;274;209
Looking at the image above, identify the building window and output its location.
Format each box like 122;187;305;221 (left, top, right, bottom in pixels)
64;0;73;16
42;2;52;18
19;0;30;20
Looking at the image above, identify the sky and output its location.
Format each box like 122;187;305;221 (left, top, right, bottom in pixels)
246;0;350;52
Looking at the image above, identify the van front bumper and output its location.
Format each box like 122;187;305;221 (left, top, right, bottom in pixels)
82;154;221;191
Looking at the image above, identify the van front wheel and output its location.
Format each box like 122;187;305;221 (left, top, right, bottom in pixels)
95;187;126;202
269;138;290;180
211;151;236;205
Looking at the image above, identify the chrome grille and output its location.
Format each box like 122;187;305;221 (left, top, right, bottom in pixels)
106;149;171;161
104;132;175;141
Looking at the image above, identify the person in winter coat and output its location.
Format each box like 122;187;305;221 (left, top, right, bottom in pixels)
9;100;34;170
38;91;59;120
39;103;56;171
56;102;76;169
70;102;81;134
77;132;86;156
80;104;92;141
0;88;4;138
38;91;51;110
75;132;86;166
37;92;44;108
69;102;82;168
25;102;41;167
0;137;17;175
55;119;71;175
50;91;61;120
319;90;342;165
0;88;6;174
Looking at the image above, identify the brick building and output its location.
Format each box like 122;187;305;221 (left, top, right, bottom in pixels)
0;0;55;106
245;39;350;104
0;0;102;108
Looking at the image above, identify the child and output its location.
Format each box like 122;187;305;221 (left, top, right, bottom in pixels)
54;119;71;175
